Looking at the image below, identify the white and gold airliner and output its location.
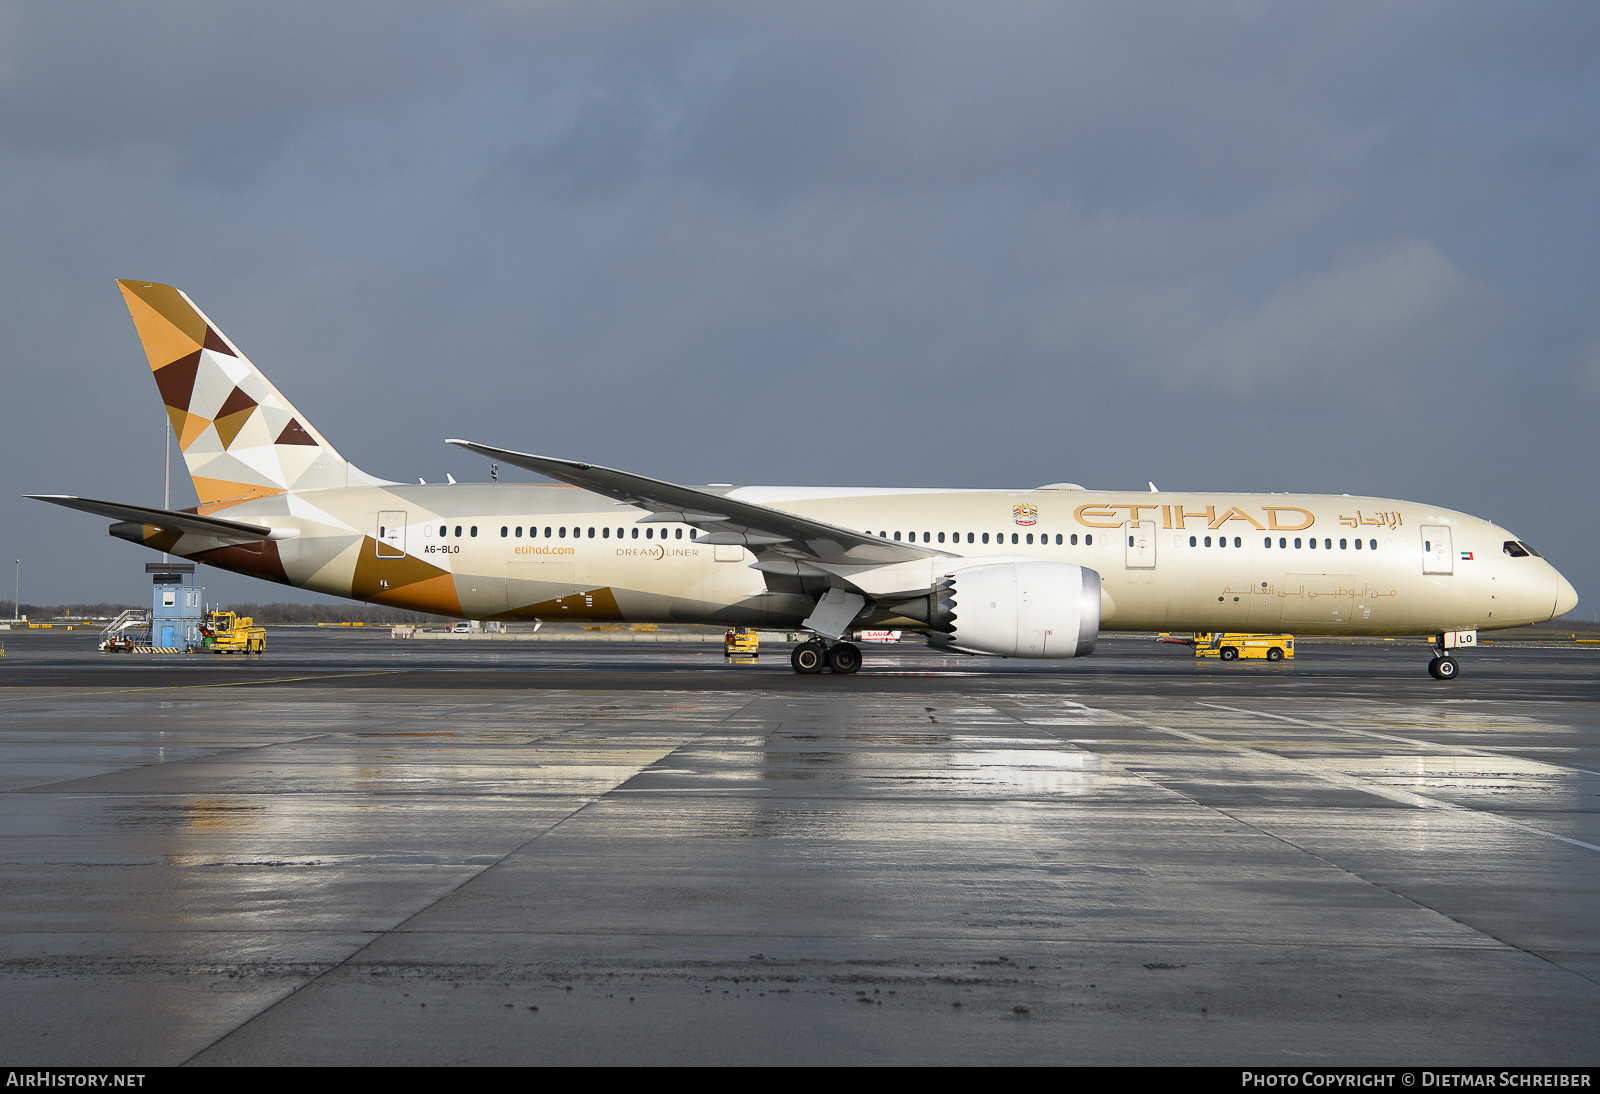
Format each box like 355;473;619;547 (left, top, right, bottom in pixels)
30;281;1578;679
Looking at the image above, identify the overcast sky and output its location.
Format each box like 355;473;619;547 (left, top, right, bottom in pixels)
3;1;1597;615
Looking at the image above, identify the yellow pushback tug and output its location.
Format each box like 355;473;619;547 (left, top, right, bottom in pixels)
199;611;266;655
724;627;759;656
1194;632;1293;661
1162;632;1294;662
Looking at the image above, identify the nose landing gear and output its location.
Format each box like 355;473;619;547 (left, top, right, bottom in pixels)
789;638;862;675
1428;630;1473;679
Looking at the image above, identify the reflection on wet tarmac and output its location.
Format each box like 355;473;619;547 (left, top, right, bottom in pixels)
0;630;1596;1064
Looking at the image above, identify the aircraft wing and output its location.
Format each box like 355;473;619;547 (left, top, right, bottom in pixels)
26;495;295;543
447;440;950;567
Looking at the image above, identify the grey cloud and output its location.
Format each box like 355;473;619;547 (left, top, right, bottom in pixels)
1171;241;1495;397
2;1;1598;610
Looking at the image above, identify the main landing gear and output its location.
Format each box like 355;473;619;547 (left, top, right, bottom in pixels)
790;639;862;676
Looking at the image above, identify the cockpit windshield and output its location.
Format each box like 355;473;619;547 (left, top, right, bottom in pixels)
1503;540;1543;558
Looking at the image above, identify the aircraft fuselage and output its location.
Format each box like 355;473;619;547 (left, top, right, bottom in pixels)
117;482;1575;637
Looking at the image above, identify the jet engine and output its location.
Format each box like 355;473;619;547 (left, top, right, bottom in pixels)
926;559;1100;658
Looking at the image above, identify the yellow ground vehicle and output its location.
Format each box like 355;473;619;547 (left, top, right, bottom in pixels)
724;627;759;655
199;611;266;654
1192;632;1293;662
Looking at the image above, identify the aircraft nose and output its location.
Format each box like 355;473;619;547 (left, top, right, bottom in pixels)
1552;572;1579;620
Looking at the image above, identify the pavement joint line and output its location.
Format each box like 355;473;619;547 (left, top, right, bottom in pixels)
1032;699;1600;855
0;669;411;701
991;698;1600;991
176;691;773;1066
0;704;433;797
1193;699;1600;779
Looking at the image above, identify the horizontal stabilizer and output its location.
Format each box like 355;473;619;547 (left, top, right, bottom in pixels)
26;495;297;542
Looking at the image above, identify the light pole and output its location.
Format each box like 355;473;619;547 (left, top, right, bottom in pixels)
162;409;171;563
12;559;18;624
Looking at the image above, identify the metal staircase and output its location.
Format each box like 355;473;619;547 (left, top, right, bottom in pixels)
99;608;151;651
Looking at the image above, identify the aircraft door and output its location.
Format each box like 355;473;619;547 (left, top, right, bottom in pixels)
377;512;406;558
1124;521;1156;569
1421;525;1454;575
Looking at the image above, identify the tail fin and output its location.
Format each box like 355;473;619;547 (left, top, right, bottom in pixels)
117;280;388;513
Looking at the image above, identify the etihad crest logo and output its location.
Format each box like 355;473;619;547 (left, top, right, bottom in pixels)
1013;504;1038;526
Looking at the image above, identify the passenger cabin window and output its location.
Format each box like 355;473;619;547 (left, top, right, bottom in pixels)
1189;536;1197;547
501;526;508;538
982;533;989;544
470;526;477;537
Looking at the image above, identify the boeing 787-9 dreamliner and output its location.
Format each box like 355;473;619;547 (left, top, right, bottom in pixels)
30;281;1579;678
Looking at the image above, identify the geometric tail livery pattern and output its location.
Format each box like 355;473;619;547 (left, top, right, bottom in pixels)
117;279;389;513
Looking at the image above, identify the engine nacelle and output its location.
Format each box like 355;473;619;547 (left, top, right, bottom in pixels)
927;559;1100;658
